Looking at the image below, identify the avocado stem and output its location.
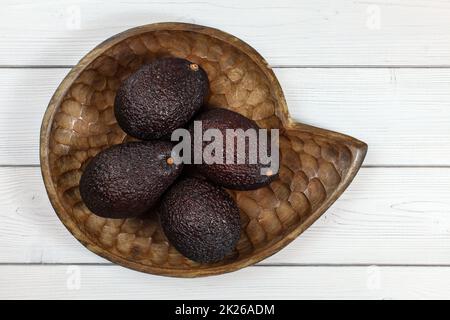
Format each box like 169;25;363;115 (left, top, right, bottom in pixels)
166;157;175;165
189;63;199;71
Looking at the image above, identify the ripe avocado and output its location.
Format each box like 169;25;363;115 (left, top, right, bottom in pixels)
79;141;183;219
114;58;209;140
190;108;278;190
160;177;241;263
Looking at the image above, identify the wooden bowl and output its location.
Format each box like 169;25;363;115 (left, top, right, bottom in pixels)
40;23;367;277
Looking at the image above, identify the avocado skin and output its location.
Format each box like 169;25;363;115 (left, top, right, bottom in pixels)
160;177;241;263
190;108;278;190
79;141;183;219
115;58;209;140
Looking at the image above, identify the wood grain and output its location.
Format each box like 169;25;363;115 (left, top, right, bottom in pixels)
2;265;450;299
1;68;449;166
2;167;450;265
1;0;449;296
1;0;450;66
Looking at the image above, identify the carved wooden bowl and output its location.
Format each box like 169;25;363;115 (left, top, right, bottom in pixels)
40;23;367;277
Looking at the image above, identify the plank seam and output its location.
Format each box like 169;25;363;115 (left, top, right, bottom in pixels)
2;263;450;267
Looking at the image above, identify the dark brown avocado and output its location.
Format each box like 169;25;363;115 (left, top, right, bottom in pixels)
160;177;241;263
189;108;278;190
79;141;183;219
114;57;209;140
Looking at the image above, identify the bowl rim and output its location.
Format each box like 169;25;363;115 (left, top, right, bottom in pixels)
40;22;367;277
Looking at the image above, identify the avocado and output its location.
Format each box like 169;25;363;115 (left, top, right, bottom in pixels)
160;177;241;263
189;108;278;190
114;58;209;140
79;141;183;219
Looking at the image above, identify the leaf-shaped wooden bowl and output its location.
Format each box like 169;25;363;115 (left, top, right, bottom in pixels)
40;23;367;277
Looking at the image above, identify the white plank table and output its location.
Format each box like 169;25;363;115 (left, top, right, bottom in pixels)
0;0;450;299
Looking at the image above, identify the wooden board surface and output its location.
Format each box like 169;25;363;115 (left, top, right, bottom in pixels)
1;0;450;66
2;265;450;299
1;68;450;166
1;0;450;299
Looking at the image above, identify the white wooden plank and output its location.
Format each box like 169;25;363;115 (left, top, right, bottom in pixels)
1;0;450;66
2;167;450;265
277;68;450;166
1;265;450;299
0;69;69;166
1;68;450;166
